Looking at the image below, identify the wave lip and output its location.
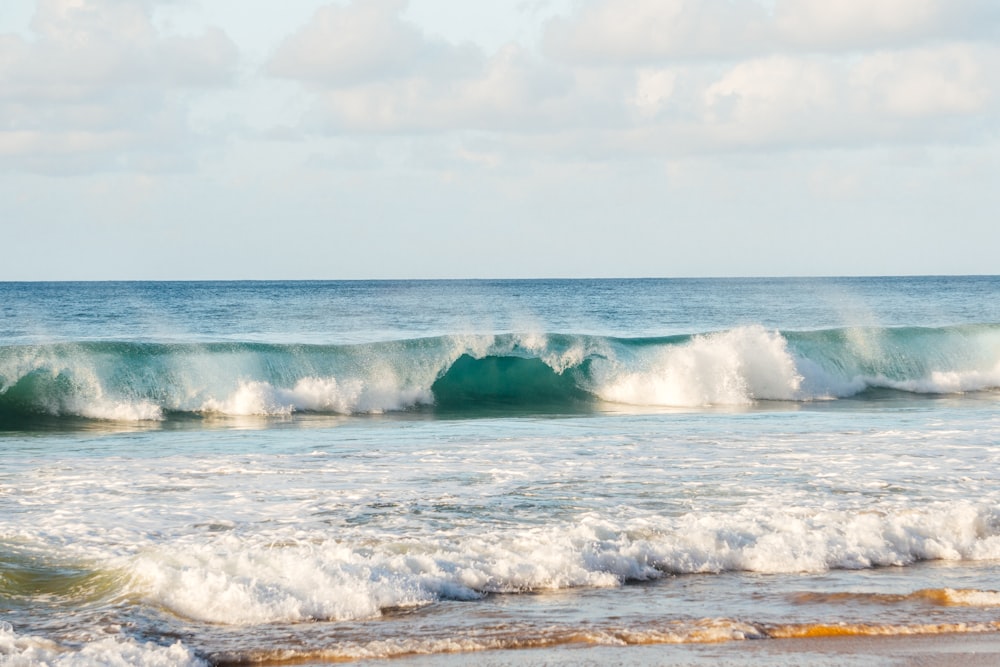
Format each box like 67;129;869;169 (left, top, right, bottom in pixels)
2;324;999;422
790;324;1000;398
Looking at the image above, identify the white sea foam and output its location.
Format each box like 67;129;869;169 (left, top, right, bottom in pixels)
796;363;1000;399
634;502;1000;573
74;398;164;421
127;526;623;625
123;502;1000;625
592;326;803;406
197;376;433;416
0;346;166;421
0;622;204;667
875;366;1000;394
939;588;1000;606
128;539;433;624
792;337;1000;397
586;324;1000;406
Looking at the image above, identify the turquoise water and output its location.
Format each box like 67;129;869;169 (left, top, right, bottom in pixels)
1;278;999;664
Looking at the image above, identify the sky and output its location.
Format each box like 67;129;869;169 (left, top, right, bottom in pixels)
1;0;998;280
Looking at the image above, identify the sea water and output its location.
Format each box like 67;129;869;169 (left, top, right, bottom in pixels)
1;277;999;665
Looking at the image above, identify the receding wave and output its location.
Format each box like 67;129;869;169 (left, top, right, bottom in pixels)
2;324;999;422
765;621;1000;638
790;588;1000;608
205;618;1000;664
208;619;769;664
5;615;998;666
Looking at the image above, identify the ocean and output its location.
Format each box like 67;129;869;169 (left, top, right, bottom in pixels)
1;277;999;665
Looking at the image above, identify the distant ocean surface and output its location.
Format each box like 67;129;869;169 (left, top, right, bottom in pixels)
2;277;1000;665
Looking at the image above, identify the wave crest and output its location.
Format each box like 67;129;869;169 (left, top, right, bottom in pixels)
2;324;999;422
592;326;802;406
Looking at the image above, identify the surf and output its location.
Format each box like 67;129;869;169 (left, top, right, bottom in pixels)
1;324;998;423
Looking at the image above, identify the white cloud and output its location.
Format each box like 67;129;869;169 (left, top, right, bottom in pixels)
772;0;995;51
695;44;999;149
590;46;995;157
9;0;984;178
631;68;678;119
701;56;839;146
299;44;574;133
269;2;578;134
850;45;994;118
264;0;999;159
543;0;769;64
0;0;238;174
269;0;481;85
543;0;999;63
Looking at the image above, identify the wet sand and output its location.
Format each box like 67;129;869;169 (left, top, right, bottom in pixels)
364;631;1000;667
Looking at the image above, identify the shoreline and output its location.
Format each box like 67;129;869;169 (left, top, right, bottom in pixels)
357;631;1000;667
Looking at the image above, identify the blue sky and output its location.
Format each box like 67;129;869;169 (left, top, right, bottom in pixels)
1;0;998;279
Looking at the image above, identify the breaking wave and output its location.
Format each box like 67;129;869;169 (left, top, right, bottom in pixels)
119;502;1000;626
1;324;998;422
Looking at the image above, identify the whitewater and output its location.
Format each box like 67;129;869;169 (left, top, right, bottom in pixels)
3;325;999;420
1;277;999;666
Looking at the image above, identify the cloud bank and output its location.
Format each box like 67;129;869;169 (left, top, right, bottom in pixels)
3;0;997;174
258;0;999;161
0;0;238;174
